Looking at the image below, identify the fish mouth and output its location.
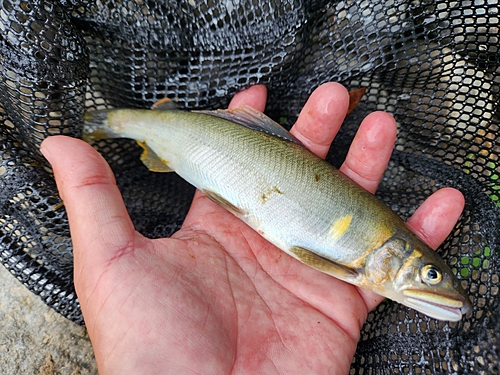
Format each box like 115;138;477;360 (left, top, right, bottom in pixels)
402;289;472;321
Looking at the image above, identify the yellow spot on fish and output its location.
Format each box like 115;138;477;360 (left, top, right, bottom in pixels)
260;186;284;203
329;214;353;240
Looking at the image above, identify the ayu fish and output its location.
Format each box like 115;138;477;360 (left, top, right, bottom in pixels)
83;99;472;321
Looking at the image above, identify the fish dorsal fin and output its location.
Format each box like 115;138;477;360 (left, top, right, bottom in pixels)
196;105;304;146
290;246;359;282
151;98;178;111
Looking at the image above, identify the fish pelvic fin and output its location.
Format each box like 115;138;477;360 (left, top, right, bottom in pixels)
290;246;359;281
202;190;246;216
82;110;118;142
137;141;174;172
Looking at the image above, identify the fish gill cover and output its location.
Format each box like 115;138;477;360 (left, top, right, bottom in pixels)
0;0;499;373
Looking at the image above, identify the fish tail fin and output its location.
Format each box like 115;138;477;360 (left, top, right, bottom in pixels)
82;110;119;142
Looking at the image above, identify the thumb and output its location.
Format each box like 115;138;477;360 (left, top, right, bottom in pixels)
40;136;139;293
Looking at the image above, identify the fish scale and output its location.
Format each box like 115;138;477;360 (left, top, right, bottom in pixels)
83;103;472;321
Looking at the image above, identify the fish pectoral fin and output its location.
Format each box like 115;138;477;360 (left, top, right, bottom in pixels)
195;105;304;146
202;190;246;216
289;246;359;281
137;141;174;172
151;98;178;111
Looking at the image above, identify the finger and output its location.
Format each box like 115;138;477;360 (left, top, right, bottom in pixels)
406;187;465;249
340;111;397;194
228;84;268;111
290;82;349;159
40;136;139;277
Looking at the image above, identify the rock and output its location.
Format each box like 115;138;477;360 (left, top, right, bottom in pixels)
0;265;97;374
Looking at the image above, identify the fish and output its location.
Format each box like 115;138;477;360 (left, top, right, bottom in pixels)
82;99;472;321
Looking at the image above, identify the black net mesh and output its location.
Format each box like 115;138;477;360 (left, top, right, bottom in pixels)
0;0;499;373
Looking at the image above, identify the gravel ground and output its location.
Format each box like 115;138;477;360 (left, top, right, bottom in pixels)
0;264;98;374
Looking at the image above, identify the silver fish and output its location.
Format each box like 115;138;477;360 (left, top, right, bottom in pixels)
83;101;472;321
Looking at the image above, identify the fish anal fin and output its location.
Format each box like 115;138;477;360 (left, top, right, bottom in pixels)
137;141;173;172
289;246;359;281
196;105;304;146
151;98;178;111
203;190;246;216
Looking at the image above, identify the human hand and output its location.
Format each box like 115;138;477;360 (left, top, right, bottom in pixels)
40;83;464;375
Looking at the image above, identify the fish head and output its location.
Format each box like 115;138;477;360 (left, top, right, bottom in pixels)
365;235;472;321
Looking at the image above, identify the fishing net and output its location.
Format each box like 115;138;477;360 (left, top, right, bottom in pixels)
0;0;499;373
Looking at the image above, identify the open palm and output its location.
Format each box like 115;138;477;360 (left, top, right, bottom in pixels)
41;83;464;375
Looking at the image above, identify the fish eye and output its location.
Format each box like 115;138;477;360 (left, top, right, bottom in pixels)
421;265;442;285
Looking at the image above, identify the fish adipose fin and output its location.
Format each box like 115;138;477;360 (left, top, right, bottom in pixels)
137;141;173;172
347;87;366;115
290;246;359;281
196;105;304;146
151;98;178;111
